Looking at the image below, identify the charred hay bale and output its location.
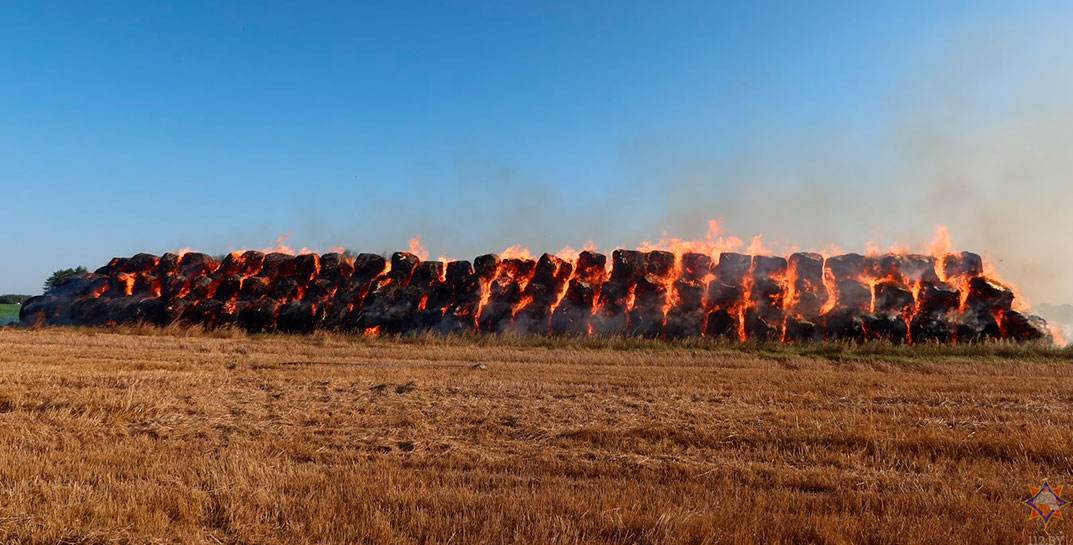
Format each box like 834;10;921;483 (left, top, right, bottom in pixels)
644;251;675;279
473;254;501;281
104;273;136;298
627;277;666;337
195;299;235;327
318;252;353;281
575;251;607;284
132;273;159;297
318;300;351;330
596;279;631;313
916;282;960;316
218;301;243;326
178;300;214;326
863;313;908;343
122;253;159;274
91;297;141;326
704;308;739;339
221;251;262;276
416;307;450;332
631;276;666;312
1003;311;1050;343
359;284;422;334
179;253;218;278
424;283;455;316
873;281;914;315
501;258;536;281
238;300;280;333
942;251;983;280
744;308;780;342
389;252;420;284
19;296;65;326
445;260;475;288
514;253;572;334
411;261;446;289
550;281;597;335
784;315;819;343
714;253;751;286
69;297;110;325
436;304;479;335
154;299;188;326
610;250;645;283
663;309;705;339
294;254;320;283
822;308;866;341
627;308;664;338
533;253;573;287
824;253;869;282
910;314;955;343
893;254;940;283
239;276;270;300
549;306;591;336
477;296;515;334
270;277;302;301
965;277;1013;315
874;253;940;283
157;253;180;277
95;257;127;276
790;291;826;321
787;252;826;318
188;275;216;300
956;312;1002;342
706;282;743;310
549;299;593;336
214;275;243;301
47;273;108;298
751;255;787;280
750;278;785;321
591;279;632;336
259;253;295;279
101;296;158;325
162;274;190;301
277;301;322;333
445;263;481;310
680;252;712;284
673;281;705;311
833;279;871;312
305;278;337;302
352;253;387;284
788;252;824;284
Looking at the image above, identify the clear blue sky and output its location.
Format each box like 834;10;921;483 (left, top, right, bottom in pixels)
4;1;1072;300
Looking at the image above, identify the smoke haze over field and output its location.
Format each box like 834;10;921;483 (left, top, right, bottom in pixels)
2;3;1071;306
351;7;1073;306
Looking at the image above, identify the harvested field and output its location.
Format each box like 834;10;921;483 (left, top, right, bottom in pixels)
1;327;1072;544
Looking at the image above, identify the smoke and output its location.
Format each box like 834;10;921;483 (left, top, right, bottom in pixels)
644;7;1073;306
291;6;1073;307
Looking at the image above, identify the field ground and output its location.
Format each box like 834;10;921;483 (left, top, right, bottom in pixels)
1;327;1072;544
0;304;18;325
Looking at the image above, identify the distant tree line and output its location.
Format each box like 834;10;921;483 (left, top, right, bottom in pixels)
0;294;30;305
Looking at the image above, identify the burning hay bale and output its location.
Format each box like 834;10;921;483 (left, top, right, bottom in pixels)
20;246;1054;345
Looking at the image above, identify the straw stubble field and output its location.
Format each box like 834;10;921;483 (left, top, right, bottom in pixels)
1;327;1072;544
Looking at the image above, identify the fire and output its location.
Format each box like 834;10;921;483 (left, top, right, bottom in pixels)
20;220;1054;345
408;236;429;260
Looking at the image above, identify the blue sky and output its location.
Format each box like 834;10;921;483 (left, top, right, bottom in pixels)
3;1;1072;302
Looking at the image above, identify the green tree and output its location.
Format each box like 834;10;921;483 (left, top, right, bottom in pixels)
0;295;31;304
43;266;88;294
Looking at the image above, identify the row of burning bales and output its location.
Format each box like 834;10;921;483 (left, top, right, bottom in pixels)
19;248;1053;343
